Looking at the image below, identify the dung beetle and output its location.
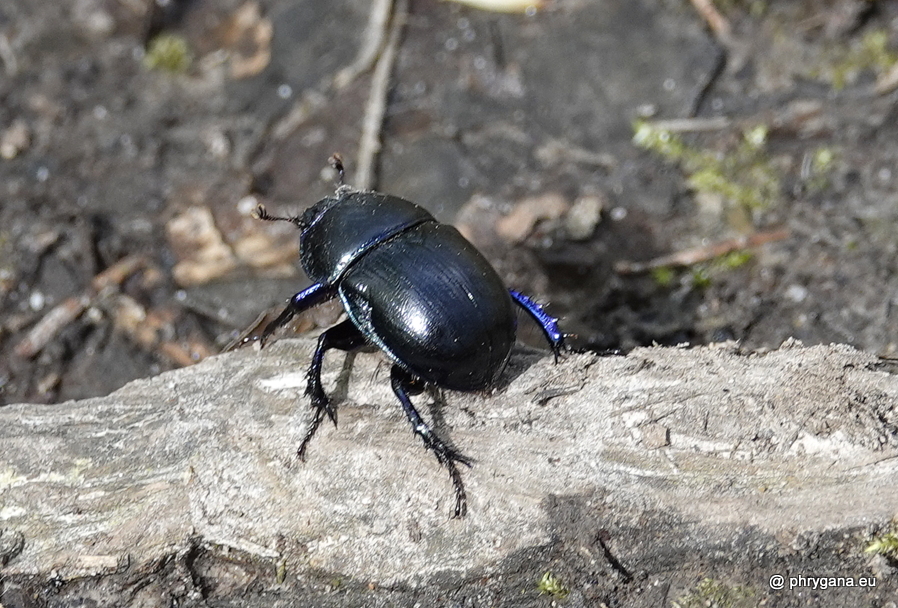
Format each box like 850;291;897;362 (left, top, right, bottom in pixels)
245;157;564;517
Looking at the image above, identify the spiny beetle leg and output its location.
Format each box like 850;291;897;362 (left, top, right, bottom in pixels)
509;289;566;361
298;319;367;459
390;366;472;518
260;283;333;348
296;405;327;462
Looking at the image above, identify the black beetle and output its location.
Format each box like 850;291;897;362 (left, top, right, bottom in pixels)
244;158;564;517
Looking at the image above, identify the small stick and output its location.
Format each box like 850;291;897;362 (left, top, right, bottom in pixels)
90;254;148;292
639;117;733;133
333;0;395;90
689;0;732;43
355;0;409;190
614;228;789;275
875;62;898;95
14;295;92;359
14;255;148;358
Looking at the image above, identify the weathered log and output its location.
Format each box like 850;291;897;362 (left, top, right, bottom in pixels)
1;339;897;595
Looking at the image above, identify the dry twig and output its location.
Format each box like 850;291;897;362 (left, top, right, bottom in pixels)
14;255;148;358
355;0;408;190
875;62;898;95
689;0;732;43
333;0;395;90
614;228;789;275
638;117;732;133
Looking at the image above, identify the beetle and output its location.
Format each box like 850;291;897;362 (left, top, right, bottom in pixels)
243;157;564;517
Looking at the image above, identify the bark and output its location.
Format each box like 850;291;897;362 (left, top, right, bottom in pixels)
1;339;897;586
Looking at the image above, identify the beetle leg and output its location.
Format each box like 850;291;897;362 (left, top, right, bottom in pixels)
258;283;334;348
390;366;472;518
298;319;367;461
509;289;566;362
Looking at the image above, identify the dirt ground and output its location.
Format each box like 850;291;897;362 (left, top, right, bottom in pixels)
1;0;897;405
1;0;898;605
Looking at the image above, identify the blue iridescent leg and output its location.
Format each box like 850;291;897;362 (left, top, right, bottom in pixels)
226;283;334;351
509;289;565;361
391;366;471;518
259;282;333;347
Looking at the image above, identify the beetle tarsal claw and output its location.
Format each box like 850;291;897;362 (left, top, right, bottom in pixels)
323;403;338;426
447;462;468;519
304;388;337;424
433;444;473;469
440;448;472;518
296;405;328;461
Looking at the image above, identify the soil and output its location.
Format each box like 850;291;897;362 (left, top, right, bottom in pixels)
2;0;897;404
1;0;898;605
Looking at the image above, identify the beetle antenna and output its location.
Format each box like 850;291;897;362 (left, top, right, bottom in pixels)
253;204;304;229
328;153;345;187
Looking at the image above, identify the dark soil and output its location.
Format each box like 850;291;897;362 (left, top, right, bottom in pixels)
2;0;897;404
1;0;898;605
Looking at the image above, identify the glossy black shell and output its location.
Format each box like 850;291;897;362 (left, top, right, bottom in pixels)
299;190;516;391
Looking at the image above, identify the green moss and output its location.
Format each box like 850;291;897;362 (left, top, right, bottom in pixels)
633;121;781;219
632;121;687;159
649;251;752;291
812;147;835;172
823;28;898;89
652;266;676;287
802;146;838;194
718;250;753;270
143;34;192;73
865;531;898;558
275;559;287;584
690;266;712;289
673;578;754;608
537;571;569;599
696;250;754;288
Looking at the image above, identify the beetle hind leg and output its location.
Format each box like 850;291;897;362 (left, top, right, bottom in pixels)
390;366;472;518
509;289;566;361
298;319;367;460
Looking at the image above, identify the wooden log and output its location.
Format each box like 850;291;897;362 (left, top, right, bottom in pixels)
1;339;896;592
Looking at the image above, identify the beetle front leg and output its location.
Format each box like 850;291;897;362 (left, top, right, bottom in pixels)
509;289;566;361
390;366;472;518
258;282;334;348
298;319;367;460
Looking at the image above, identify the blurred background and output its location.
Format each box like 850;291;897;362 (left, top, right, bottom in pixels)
1;0;897;405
